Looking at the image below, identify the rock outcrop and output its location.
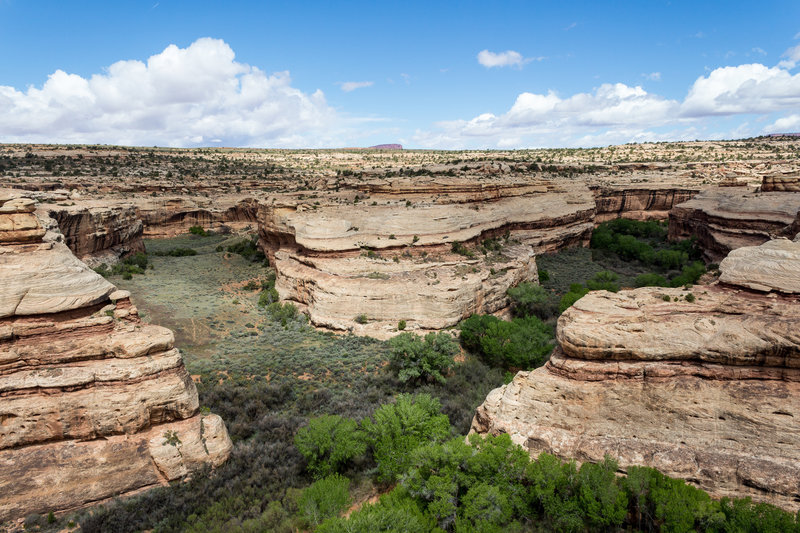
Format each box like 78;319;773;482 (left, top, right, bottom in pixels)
472;238;800;511
47;203;145;267
592;185;699;223
669;186;800;262
137;196;260;238
259;177;592;336
761;173;800;192
0;197;232;522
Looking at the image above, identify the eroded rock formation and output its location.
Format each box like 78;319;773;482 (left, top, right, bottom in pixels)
592;185;698;223
47;203;145;267
0;197;232;522
472;238;800;511
669;186;800;262
137;195;259;238
259;177;593;336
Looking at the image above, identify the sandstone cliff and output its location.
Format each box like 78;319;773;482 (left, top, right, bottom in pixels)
47;203;145;267
136;195;259;238
0;197;232;522
259;177;591;336
592;185;698;223
669;186;800;262
472;238;800;511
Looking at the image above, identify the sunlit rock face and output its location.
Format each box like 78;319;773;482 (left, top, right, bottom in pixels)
258;177;594;337
472;238;800;512
669;185;800;262
0;197;232;522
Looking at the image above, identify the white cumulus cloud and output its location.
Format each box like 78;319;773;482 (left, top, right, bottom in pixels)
0;38;340;147
339;81;374;92
477;49;536;68
681;63;800;116
415;52;800;148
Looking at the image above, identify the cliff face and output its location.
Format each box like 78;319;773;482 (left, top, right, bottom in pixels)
592;186;699;223
47;204;145;267
472;238;800;511
259;177;592;336
669;187;800;262
0;198;232;522
137;196;260;238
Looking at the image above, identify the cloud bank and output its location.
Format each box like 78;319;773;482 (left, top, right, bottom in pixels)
0;38;338;147
416;47;800;148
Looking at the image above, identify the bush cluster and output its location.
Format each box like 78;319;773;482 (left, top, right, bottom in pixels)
93;252;150;280
388;332;458;385
459;314;554;370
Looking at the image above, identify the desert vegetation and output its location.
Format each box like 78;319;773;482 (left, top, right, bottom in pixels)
18;219;796;532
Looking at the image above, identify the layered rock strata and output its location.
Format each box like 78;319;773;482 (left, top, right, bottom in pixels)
591;185;699;223
472;238;800;511
260;177;591;336
0;198;232;522
669;186;800;262
137;196;260;238
47;204;145;267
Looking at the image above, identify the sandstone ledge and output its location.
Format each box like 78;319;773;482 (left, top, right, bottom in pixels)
472;240;800;511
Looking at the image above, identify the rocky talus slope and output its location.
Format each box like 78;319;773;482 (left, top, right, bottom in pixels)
669;180;800;262
0;197;232;522
472;237;800;511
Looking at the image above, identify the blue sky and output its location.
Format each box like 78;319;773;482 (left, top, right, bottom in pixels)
1;0;799;148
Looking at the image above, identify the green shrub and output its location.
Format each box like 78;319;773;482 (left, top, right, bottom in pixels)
188;225;207;236
318;488;433;533
506;282;556;320
258;287;279;307
537;268;550;282
227;237;266;262
397;319;407;331
267;302;298;326
459;314;554;370
361;394;450;482
151;247;197;257
354;313;368;325
451;242;475;258
388;332;458;385
635;272;669;287
299;474;351;527
685;293;696;303
558;283;589;313
294;415;365;479
669;261;706;287
586;270;619;292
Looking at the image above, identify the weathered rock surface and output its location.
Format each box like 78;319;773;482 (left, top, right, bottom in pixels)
472;242;800;511
761;173;800;192
669;186;800;262
718;238;800;294
592;185;699;223
0;202;232;522
260;178;589;335
137;195;259;238
47;203;145;267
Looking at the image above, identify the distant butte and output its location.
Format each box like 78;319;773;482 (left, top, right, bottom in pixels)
368;143;403;150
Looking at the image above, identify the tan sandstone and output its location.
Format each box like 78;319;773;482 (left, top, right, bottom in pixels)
472;242;800;511
0;203;232;522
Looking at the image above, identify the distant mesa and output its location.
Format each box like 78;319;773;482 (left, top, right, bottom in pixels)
368;143;403;150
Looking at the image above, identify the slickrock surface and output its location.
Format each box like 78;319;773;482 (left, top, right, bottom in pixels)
669;186;800;262
472;241;800;511
260;178;589;336
718;238;800;294
0;199;232;522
